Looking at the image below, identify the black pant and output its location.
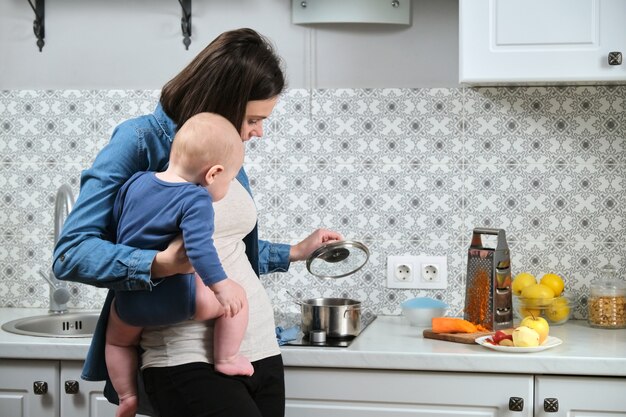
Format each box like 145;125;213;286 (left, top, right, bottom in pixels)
142;355;285;417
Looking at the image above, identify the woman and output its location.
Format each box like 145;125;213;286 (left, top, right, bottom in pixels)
53;28;342;417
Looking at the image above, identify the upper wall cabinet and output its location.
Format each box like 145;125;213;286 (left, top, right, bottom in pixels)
459;0;626;85
292;0;411;25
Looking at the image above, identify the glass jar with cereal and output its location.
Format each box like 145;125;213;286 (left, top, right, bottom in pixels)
588;265;626;329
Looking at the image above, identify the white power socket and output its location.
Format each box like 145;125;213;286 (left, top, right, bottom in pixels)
387;256;419;289
418;256;448;289
386;255;448;289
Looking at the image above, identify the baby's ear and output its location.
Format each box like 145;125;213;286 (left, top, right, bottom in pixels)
204;165;224;185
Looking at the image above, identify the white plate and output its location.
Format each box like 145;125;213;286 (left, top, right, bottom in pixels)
475;335;563;353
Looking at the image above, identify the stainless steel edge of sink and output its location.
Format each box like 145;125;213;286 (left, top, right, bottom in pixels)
1;311;100;338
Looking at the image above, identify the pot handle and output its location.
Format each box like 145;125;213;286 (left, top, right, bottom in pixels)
286;291;305;306
343;306;361;318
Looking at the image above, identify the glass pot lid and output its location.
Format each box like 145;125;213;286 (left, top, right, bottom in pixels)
306;240;370;279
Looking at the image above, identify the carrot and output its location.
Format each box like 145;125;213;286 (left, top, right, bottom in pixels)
475;324;490;332
432;317;482;333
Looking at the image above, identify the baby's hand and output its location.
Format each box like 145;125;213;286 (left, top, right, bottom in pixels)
210;279;246;318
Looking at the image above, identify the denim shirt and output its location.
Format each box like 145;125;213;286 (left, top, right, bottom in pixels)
51;103;291;386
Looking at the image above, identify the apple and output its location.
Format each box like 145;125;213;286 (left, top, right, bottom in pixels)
492;330;513;345
512;326;540;347
520;315;549;344
498;338;514;347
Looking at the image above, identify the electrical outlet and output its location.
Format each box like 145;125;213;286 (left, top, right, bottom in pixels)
422;264;439;281
386;256;420;289
395;263;412;281
387;255;449;289
417;256;448;289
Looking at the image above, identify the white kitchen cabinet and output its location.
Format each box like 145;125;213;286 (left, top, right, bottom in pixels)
60;361;121;417
459;0;626;84
285;367;534;416
0;359;125;417
0;359;59;417
534;375;626;416
286;368;626;417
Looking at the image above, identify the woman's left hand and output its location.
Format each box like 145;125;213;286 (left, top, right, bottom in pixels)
289;228;344;262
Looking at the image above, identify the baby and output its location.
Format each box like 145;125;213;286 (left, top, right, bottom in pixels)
105;113;251;417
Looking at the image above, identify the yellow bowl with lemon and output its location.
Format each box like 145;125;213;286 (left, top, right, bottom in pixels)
513;295;574;325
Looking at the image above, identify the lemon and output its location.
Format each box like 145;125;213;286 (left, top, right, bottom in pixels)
540;273;565;297
520;283;555;308
521;283;555;299
546;296;570;323
519;306;542;318
512;272;537;296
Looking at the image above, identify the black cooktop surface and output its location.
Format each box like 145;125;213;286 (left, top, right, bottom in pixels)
284;333;356;348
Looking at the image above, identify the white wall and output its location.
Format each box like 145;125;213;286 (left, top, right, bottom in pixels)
0;0;459;89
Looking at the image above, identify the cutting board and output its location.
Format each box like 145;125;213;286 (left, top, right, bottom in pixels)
423;329;493;344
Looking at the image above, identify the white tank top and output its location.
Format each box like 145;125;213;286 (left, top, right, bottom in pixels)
140;180;281;368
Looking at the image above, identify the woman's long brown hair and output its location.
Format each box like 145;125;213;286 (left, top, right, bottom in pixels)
160;28;285;133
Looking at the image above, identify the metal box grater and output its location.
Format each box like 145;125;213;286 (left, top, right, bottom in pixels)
463;228;513;330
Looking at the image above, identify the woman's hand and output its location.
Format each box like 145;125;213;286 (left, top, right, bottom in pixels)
289;228;344;262
151;234;194;279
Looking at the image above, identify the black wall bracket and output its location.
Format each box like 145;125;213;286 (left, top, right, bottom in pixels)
27;0;45;52
25;0;192;52
179;0;192;50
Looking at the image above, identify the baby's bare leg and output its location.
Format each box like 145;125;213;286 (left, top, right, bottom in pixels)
213;297;253;376
193;276;253;376
193;275;225;320
105;299;142;417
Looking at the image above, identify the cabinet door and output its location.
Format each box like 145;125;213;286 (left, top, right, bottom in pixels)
459;0;626;84
285;367;533;417
0;359;60;417
60;361;117;417
535;375;626;416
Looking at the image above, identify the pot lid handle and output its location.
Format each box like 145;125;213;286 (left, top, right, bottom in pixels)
306;240;370;279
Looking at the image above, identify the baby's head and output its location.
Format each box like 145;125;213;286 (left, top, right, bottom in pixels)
170;112;244;201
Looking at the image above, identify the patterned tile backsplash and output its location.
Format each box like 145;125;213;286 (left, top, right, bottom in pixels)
1;87;625;323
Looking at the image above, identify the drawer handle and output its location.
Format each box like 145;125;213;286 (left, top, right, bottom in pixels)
65;380;80;394
508;396;524;411
33;381;48;395
544;397;559;412
608;52;622;66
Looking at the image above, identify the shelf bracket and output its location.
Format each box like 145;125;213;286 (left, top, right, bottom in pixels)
178;0;192;50
27;0;45;52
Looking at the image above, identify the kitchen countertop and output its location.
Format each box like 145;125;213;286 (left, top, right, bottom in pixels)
1;308;625;377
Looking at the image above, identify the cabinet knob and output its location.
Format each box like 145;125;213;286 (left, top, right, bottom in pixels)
33;381;48;395
65;379;80;394
608;52;622;66
544;397;559;412
508;397;524;412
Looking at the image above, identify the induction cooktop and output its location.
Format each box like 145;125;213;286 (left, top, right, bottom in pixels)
284;333;356;348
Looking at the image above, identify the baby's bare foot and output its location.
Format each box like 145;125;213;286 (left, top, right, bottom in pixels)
116;393;138;417
215;354;254;376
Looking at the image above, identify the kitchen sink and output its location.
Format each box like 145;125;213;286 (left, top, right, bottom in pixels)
1;311;100;338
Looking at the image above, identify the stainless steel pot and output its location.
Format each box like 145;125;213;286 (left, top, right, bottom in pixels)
298;297;361;338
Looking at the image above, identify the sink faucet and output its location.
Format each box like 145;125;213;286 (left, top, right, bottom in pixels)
41;184;75;314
